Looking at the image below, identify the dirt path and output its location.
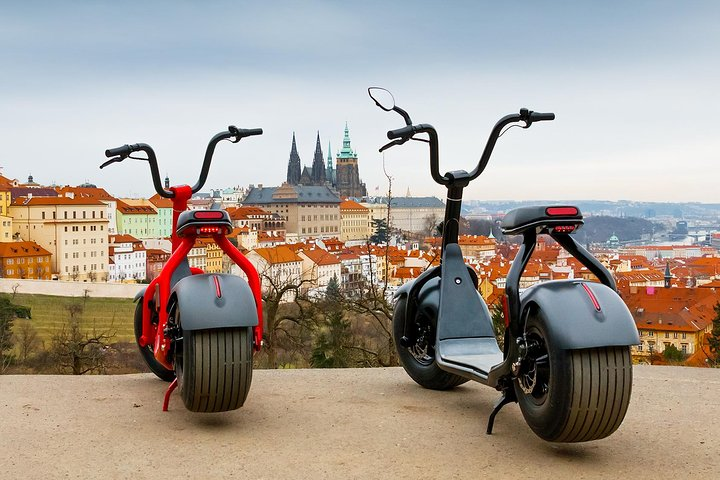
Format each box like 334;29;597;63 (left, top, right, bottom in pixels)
1;366;718;479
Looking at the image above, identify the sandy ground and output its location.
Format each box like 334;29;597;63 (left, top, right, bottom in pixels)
1;366;719;479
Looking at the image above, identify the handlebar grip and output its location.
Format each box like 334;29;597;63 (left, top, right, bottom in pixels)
530;112;555;121
105;145;132;158
387;125;415;139
241;128;263;137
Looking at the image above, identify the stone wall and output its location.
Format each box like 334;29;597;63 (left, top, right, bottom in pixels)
0;278;140;299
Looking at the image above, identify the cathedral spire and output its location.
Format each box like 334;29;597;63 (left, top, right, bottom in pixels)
325;141;335;186
311;131;326;185
287;132;301;185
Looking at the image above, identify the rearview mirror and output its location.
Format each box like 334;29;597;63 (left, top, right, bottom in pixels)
368;87;395;111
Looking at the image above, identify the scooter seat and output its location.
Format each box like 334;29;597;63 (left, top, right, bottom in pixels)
501;205;583;235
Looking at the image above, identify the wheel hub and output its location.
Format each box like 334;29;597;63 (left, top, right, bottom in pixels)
407;320;434;366
515;336;549;400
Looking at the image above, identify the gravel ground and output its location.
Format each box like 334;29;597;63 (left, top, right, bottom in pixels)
1;365;718;479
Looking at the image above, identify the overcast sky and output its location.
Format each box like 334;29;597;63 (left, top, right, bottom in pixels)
2;1;719;202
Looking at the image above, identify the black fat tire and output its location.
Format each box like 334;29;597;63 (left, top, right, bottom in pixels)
393;297;468;390
133;301;175;382
176;324;253;413
515;311;633;442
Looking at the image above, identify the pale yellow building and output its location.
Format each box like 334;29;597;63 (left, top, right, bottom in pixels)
9;196;110;281
340;199;372;242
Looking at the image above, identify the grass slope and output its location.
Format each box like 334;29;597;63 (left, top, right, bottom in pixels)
10;293;136;343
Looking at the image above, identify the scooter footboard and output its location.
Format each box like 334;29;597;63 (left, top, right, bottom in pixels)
169;274;259;331
520;280;639;349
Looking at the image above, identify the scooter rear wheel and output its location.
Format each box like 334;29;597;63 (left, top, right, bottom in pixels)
133;301;175;382
515;310;633;442
175;321;253;413
393;297;468;390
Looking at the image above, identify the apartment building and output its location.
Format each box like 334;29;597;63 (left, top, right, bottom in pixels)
340;199;371;242
116;199;159;239
242;183;340;240
9;196;109;281
0;241;52;279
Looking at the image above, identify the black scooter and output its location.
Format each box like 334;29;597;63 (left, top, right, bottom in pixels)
368;87;639;442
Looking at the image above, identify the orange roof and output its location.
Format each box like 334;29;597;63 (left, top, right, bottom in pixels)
253;245;302;264
0;241;50;258
148;193;173;209
393;266;422;280
227;206;272;220
108;234;142;244
116;200;157;214
11;196;104;206
340;199;368;212
301;247;340;266
458;235;495;246
56;186;116;201
622;286;719;333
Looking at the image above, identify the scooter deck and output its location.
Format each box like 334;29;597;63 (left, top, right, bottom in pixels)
436;337;503;382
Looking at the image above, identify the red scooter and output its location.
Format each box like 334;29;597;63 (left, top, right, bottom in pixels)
102;126;263;412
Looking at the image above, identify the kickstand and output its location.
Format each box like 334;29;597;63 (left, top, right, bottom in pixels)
163;378;178;412
486;390;516;435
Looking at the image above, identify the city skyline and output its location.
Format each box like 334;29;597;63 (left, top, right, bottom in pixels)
2;2;719;202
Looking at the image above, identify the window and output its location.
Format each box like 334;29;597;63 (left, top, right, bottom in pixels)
681;344;688;354
664;332;669;339
673;332;678;339
42;211;46;219
682;333;687;339
648;331;654;337
73;211;76;219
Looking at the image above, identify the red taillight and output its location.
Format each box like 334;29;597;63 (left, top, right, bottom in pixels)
553;225;576;234
194;211;224;219
197;226;222;234
546;207;578;216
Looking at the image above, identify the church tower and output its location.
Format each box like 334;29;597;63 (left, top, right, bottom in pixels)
311;132;326;185
286;133;301;185
335;123;367;198
325;141;335;186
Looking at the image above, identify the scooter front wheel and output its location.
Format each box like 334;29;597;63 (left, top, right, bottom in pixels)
133;301;175;382
393;297;468;390
515;310;632;442
175;317;253;413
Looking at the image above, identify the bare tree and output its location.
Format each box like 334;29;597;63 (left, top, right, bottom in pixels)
257;266;317;368
50;319;116;375
11;283;20;299
15;319;40;363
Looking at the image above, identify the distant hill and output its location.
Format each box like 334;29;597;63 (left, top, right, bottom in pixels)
463;200;720;220
462;215;663;244
578;216;664;244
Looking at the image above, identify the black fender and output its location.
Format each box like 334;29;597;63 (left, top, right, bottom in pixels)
168;273;258;331
133;287;147;303
520;279;640;349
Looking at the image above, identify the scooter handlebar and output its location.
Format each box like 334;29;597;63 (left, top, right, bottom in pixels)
387;125;415;140
105;144;134;158
529;111;555;122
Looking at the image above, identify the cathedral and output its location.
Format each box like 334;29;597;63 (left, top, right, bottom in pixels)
286;125;367;198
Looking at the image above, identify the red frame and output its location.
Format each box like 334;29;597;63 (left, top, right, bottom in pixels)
138;185;263;370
